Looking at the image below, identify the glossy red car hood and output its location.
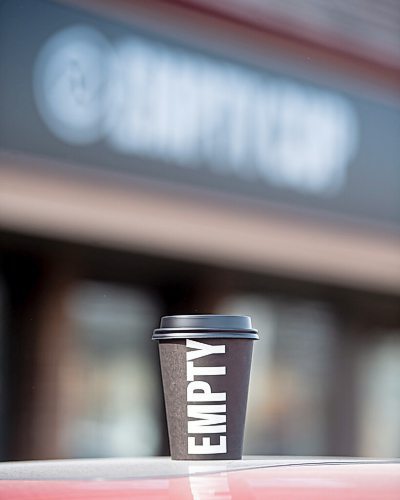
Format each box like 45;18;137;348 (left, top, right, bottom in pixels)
0;457;399;499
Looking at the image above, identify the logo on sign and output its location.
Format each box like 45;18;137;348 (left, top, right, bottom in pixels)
34;25;359;196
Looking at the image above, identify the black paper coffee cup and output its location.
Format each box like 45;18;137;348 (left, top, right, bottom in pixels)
153;315;258;460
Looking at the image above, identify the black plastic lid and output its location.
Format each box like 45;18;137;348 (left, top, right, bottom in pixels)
152;314;259;340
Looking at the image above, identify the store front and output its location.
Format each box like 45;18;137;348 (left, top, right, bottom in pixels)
0;0;399;460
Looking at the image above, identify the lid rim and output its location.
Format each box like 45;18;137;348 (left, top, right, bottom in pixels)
154;314;259;340
153;327;258;333
152;332;259;340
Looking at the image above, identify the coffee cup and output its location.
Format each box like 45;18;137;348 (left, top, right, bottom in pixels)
153;315;258;460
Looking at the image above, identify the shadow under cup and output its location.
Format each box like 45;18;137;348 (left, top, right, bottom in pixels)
153;315;259;460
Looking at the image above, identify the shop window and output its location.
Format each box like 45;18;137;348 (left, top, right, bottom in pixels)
0;278;4;459
218;294;337;455
62;281;161;457
357;333;400;458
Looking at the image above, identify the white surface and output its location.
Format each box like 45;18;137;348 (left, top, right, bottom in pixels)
0;457;396;480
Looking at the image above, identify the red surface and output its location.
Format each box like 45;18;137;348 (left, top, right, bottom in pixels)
0;463;399;499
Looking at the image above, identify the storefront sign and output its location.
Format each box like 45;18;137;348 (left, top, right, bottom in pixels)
33;25;357;196
0;0;399;226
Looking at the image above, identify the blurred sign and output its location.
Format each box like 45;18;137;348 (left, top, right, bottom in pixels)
33;25;357;196
0;0;399;226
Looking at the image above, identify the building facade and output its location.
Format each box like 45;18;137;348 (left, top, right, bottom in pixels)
0;0;399;460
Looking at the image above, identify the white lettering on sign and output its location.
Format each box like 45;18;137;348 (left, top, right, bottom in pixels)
34;25;359;196
186;339;227;455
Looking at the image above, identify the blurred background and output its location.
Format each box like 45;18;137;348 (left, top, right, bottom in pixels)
0;0;399;461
